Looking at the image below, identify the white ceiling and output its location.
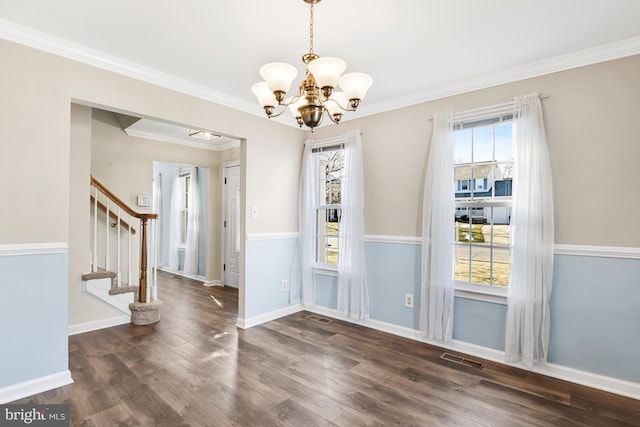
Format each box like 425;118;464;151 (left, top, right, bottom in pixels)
1;0;640;128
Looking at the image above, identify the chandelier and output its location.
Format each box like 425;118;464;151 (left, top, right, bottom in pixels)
252;0;373;131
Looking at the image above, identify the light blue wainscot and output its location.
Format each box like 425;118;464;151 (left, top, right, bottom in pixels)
0;245;71;402
318;239;640;385
548;254;640;383
244;235;299;321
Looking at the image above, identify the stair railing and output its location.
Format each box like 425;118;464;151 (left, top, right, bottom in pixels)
89;175;158;304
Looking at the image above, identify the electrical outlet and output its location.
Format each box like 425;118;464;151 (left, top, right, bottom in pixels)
404;293;414;308
281;280;288;291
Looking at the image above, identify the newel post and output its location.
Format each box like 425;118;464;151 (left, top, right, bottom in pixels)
139;217;148;303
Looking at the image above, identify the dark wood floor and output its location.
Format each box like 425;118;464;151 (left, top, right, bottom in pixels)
15;271;640;426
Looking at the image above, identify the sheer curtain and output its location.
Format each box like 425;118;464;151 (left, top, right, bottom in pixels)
183;167;199;275
420;111;455;342
152;172;163;271
168;169;181;271
505;93;554;368
293;140;318;307
337;130;370;320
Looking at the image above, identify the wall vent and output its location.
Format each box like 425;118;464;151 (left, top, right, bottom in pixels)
440;352;486;370
305;314;333;324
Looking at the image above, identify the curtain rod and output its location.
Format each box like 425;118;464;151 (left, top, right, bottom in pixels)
430;95;549;121
307;130;362;149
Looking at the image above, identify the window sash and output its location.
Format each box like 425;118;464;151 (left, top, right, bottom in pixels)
314;146;344;266
454;119;513;288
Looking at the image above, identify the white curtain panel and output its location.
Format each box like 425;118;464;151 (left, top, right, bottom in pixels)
183;167;199;275
505;93;555;368
152;172;163;268
168;169;181;271
294;140;318;307
420;111;455;342
337;130;370;320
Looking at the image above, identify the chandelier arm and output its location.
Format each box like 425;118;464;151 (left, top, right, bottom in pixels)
265;106;289;119
266;91;307;119
325;109;341;125
282;93;305;107
322;97;356;113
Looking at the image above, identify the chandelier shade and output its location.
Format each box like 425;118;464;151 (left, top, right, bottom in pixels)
259;63;298;101
251;82;278;113
307;57;347;91
339;72;374;107
252;0;372;131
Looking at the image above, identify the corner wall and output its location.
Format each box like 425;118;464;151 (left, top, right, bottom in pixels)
0;38;303;400
307;55;640;391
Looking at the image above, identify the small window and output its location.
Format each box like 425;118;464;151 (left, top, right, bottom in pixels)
178;172;191;247
315;147;344;266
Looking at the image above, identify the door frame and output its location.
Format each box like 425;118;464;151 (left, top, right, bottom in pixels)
221;160;241;287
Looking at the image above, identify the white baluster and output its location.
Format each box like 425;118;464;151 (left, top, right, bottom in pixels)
105;199;110;271
93;186;98;272
117;206;121;287
128;214;132;287
151;219;157;301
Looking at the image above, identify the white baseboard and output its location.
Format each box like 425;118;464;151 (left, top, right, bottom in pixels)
203;279;222;287
236;304;303;329
68;314;130;336
157;267;207;282
0;370;73;404
305;306;640;401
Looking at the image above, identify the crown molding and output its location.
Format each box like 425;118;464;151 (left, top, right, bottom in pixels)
349;36;640;120
2;18;640;124
0;18;262;117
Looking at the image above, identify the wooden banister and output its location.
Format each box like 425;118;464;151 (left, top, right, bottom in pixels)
90;175;158;221
90;195;136;234
90;175;158;305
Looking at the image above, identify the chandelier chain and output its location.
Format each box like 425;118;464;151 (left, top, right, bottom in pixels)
309;2;314;55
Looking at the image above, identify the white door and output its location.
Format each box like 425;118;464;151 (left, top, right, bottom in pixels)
223;165;240;288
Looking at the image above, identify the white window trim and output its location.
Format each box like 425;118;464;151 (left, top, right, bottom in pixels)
454;281;508;304
314;264;339;275
177;169;193;250
454;116;513;293
314;143;344;267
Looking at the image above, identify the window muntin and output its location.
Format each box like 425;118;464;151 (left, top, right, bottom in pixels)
454;120;513;287
315;148;343;266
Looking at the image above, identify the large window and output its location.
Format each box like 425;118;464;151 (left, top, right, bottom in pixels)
315;146;344;266
454;116;513;287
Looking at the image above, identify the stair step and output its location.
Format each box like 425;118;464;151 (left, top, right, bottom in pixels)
82;271;117;281
109;286;138;296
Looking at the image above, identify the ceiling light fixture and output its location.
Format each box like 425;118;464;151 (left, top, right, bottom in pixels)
188;129;221;140
252;0;373;131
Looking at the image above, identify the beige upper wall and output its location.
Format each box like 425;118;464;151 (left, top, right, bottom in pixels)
311;54;640;247
0;39;303;245
2;37;638;249
69;104;123;325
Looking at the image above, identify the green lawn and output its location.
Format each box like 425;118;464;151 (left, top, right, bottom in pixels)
455;224;511;286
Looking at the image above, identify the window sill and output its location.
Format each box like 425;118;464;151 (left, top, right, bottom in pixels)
313;264;338;277
454;282;507;305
